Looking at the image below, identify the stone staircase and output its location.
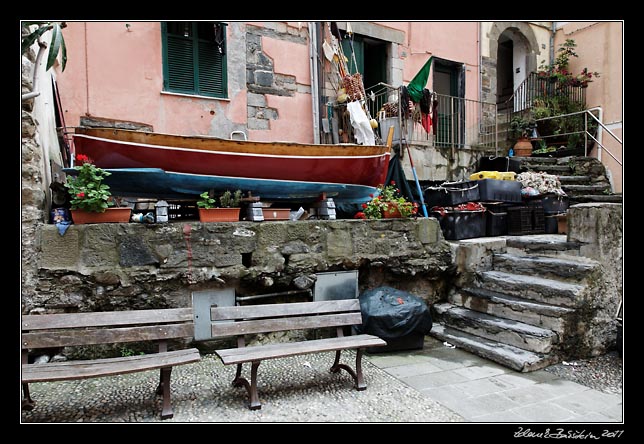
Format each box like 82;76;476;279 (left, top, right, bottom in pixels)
516;156;622;205
431;235;604;372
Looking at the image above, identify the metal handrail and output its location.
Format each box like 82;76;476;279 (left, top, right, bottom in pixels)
535;107;622;166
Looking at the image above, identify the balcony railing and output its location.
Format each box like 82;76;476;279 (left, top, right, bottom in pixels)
333;83;497;150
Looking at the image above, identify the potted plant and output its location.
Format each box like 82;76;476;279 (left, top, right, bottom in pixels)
510;114;537;157
65;154;131;224
356;181;418;219
197;189;242;222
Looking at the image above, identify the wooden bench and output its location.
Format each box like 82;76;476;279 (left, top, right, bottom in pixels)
21;308;201;419
211;299;386;410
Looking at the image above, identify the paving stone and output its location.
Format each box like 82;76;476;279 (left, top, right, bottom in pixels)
451;377;517;397
401;369;469;390
443;392;522;419
385;361;443;378
470;409;527;422
452;364;509;381
511;401;577;422
550;390;622;416
502;384;558;405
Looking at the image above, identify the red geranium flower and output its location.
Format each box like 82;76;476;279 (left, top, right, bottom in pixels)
76;192;85;198
361;203;368;209
75;154;93;164
354;211;366;219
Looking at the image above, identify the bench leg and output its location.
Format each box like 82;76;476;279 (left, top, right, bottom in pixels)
22;383;35;411
231;361;262;410
330;349;367;391
156;367;174;420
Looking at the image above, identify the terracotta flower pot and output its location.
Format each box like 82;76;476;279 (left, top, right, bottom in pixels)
71;207;132;224
513;138;533;157
382;203;403;218
198;208;240;223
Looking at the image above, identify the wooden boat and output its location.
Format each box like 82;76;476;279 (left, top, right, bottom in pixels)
71;127;391;202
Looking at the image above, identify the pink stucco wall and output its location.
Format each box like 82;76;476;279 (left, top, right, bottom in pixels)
261;36;310;85
555;22;623;192
376;22;480;101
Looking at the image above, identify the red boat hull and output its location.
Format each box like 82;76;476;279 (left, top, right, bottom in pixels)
72;129;390;188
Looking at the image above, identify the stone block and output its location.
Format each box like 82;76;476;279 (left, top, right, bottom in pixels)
248;117;269;130
119;235;158;267
326;229;353;258
39;227;80;269
213;253;243;268
254;70;273;87
247;92;266;107
281;240;310;255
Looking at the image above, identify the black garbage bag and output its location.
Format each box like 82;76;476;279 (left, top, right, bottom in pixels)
356;286;432;339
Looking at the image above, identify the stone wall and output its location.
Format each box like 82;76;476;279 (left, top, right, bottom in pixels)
24;219;454;315
404;144;498;182
567;203;623;354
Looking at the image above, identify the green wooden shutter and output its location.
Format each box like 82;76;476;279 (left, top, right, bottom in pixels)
197;41;225;97
166;35;195;93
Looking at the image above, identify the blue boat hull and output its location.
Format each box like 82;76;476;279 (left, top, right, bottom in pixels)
64;168;377;204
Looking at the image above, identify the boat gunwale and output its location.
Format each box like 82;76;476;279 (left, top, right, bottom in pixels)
74;127;391;157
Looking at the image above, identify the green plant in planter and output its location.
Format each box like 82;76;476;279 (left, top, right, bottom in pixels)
197;191;217;209
65;154;114;213
510;115;537;139
219;189;243;208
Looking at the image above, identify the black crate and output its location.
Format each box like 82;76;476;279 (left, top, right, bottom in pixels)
525;194;569;213
430;209;487;240
478;156;521;174
485;204;508;236
507;206;545;235
167;200;199;221
544;213;559;234
425;181;480;208
477;179;522;203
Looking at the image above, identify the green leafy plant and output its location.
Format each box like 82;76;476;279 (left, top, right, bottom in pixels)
21;22;68;72
537;39;599;88
65;154;114;213
356;182;418;219
510;114;537;139
120;345;144;357
197;191;217;209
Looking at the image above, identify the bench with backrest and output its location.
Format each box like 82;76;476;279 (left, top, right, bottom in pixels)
211;299;386;410
21;308;201;419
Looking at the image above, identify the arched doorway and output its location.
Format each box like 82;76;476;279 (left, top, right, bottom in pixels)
486;22;540;111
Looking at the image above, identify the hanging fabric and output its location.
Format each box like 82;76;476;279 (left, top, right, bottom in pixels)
407;56;434;103
420;89;432;134
346;101;375;145
431;92;439;136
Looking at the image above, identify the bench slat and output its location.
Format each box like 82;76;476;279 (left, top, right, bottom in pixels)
22;308;194;331
215;335;386;364
22;348;201;383
211;312;362;337
22;323;195;349
211;299;360;321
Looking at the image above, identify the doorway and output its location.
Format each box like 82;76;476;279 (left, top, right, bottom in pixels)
433;58;465;148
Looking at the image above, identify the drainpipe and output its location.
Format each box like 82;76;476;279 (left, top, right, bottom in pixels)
308;22;320;144
550;22;556;65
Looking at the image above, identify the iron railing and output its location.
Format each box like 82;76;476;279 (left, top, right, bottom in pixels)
350;83;497;150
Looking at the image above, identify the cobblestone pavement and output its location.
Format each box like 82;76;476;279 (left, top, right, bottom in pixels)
20;351;463;423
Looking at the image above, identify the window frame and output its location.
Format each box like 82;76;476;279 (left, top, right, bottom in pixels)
161;21;228;99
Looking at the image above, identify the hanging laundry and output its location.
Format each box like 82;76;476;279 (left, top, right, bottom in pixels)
346;101;376;145
420;89;432;134
432;93;439;136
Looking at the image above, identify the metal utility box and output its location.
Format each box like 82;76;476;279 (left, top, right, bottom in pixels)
191;288;235;341
313;270;358;301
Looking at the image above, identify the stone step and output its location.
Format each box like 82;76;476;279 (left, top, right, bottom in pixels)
505;234;582;256
517;156;558;164
430;324;558;372
477;270;585;308
521;164;573;174
557;175;592;184
451;287;574;333
433;303;558;354
570;194;623;204
562;184;611;195
493;253;598;282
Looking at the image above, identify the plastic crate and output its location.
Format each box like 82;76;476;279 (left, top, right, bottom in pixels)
485;203;508;236
525;194;569;213
477;179;522;203
470;171;501;180
430;209;487;240
424;181;480;208
507;206;545;235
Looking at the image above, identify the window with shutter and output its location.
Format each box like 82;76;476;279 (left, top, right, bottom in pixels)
162;22;227;98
